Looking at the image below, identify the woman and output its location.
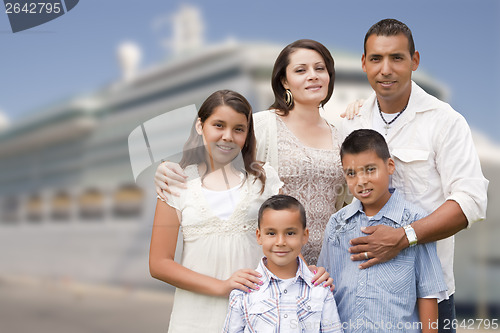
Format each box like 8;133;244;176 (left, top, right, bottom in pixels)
155;40;349;265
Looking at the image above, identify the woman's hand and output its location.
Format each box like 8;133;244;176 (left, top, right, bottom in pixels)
221;269;263;297
309;265;335;292
340;99;364;120
155;161;188;200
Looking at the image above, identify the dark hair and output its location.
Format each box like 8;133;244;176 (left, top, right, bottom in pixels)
180;90;266;192
257;194;306;229
270;39;335;116
340;129;391;162
364;18;415;57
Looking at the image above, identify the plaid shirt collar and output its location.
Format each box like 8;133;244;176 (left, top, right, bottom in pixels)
256;256;314;292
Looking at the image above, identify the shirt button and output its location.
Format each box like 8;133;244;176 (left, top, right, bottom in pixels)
283;289;287;294
360;282;364;286
284;314;288;318
307;305;311;310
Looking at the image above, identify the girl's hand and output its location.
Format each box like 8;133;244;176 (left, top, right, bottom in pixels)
340;99;364;120
221;269;263;297
309;265;335;292
155;161;188;200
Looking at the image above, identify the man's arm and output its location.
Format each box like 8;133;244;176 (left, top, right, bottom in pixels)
349;201;466;268
412;200;467;243
349;110;487;268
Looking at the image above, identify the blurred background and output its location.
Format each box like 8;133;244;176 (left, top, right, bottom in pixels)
0;1;498;332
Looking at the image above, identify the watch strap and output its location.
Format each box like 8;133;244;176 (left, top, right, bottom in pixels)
403;225;418;247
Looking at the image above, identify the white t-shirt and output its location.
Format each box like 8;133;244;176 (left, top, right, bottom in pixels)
201;184;242;220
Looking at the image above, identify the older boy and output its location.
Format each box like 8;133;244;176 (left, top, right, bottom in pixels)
223;195;342;333
318;129;447;333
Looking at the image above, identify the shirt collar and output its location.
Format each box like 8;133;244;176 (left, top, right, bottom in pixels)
371;189;407;225
343;189;407;226
343;198;365;220
257;256;314;290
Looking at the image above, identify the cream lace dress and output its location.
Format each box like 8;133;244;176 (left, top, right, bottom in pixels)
164;163;282;333
275;116;346;265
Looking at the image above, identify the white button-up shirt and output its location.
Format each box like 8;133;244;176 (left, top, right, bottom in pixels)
222;257;342;333
340;81;489;296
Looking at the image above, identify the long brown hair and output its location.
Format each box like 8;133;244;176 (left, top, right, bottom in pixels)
180;90;266;192
270;39;335;116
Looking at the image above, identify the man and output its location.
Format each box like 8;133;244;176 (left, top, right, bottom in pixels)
341;18;488;333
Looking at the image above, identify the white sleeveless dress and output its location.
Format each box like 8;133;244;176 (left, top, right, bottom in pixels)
165;163;282;333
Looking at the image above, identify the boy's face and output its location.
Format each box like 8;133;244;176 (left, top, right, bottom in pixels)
342;150;395;216
256;208;309;279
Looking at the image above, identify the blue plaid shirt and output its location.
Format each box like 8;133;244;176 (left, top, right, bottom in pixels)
318;189;447;333
222;257;343;333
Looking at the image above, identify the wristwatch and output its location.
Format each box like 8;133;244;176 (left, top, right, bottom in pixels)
403;225;418;247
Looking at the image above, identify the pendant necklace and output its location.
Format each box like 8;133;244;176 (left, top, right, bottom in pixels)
377;99;408;136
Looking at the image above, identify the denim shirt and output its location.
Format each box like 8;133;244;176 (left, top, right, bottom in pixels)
222;257;342;333
318;190;447;333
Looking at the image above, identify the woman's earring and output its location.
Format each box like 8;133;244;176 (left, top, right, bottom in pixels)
284;89;293;108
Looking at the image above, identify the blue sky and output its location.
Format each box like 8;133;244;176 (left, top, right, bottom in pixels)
1;0;499;142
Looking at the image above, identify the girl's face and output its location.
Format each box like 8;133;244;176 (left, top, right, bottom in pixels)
282;48;330;109
196;105;248;168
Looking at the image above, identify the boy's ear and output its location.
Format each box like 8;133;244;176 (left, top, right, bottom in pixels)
256;228;263;245
302;227;309;245
387;157;396;175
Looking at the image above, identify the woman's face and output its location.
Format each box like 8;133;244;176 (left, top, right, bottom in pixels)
282;48;330;109
196;105;248;169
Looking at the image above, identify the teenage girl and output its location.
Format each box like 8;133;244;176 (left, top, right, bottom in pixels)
150;90;283;332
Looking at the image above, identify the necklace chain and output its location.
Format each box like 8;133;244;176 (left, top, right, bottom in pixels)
377;99;408;135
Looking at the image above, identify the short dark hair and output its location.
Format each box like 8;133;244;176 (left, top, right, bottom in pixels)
364;18;415;57
270;39;335;115
258;194;306;229
340;129;391;162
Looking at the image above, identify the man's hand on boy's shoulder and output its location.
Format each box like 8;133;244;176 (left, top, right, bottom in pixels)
348;225;407;269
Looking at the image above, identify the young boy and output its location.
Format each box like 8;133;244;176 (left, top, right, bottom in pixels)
318;129;447;333
222;194;342;333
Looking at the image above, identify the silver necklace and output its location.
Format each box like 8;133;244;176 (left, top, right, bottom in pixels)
377;99;407;135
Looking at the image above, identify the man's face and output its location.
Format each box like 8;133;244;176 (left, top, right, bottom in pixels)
362;33;420;108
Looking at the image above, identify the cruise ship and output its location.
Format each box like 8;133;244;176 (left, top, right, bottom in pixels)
0;5;497;317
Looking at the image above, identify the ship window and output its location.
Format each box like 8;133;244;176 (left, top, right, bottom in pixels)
51;191;72;221
1;196;20;224
79;189;104;220
26;194;44;223
113;185;144;218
